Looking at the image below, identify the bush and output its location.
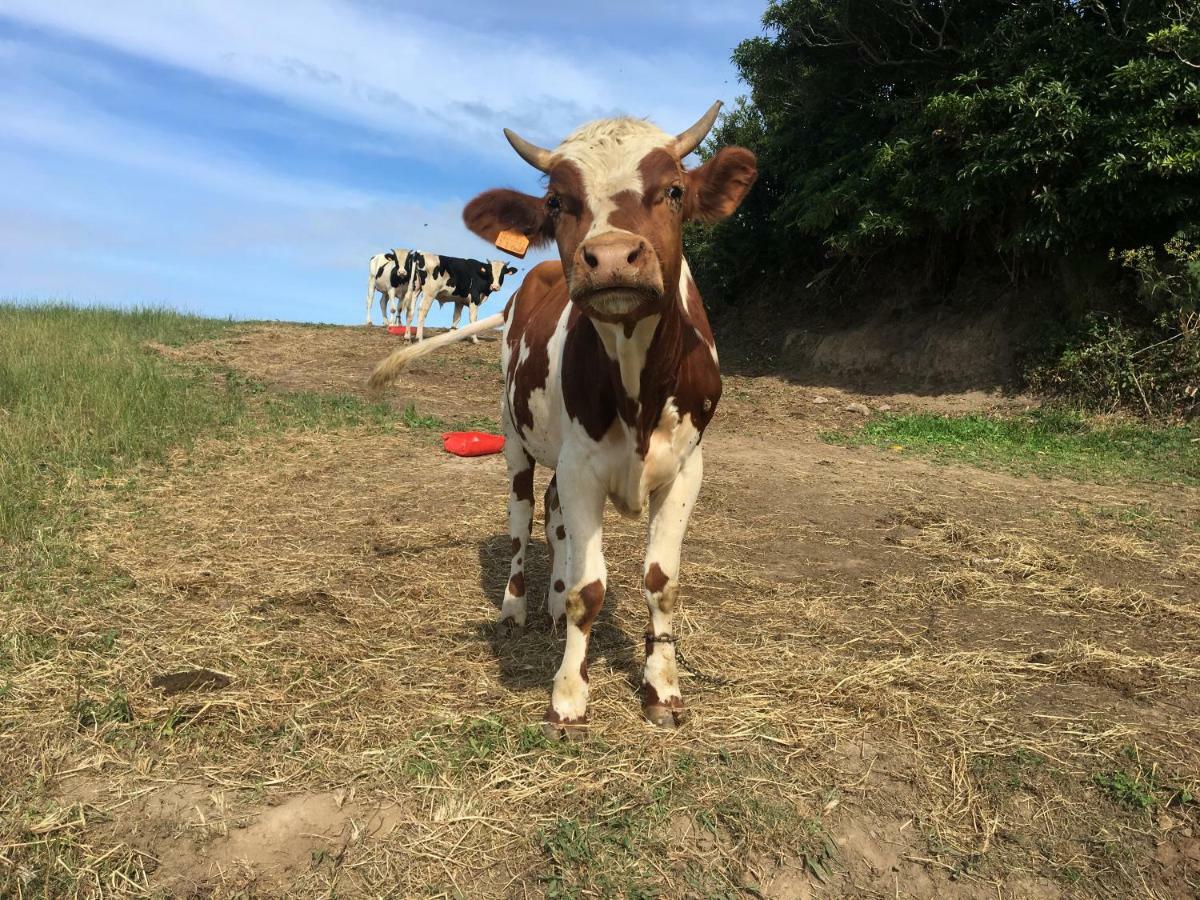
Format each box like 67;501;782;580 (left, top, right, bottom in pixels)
1026;312;1199;418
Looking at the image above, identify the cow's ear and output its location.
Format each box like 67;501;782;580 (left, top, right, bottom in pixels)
684;147;757;223
463;189;554;246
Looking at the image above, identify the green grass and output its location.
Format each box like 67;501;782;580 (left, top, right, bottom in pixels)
0;304;245;540
1091;747;1197;812
399;403;501;435
825;407;1199;485
0;303;414;543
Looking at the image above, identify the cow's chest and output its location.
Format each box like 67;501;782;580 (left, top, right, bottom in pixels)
599;400;701;517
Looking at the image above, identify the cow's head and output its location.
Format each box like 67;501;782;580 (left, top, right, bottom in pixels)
463;102;756;325
489;260;519;293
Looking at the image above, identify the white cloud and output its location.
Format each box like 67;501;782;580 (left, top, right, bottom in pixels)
2;0;742;154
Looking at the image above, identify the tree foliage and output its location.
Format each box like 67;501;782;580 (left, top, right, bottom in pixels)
689;0;1200;311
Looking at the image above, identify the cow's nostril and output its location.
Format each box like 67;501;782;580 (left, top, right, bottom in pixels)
626;245;641;265
583;249;599;268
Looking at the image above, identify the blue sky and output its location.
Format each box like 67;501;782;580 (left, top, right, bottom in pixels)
0;1;763;327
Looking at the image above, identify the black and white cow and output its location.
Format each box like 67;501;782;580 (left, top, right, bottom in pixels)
402;256;518;342
365;249;423;326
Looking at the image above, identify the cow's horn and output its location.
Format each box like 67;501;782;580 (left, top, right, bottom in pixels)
503;128;553;172
673;100;723;158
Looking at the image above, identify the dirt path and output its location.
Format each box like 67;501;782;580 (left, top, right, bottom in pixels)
9;324;1198;898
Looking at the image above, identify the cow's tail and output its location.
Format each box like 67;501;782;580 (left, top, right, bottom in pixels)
367;311;505;390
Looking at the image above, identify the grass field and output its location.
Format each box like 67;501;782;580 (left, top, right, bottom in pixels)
2;307;1198;898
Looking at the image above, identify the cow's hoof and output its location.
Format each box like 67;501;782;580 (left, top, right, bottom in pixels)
495;617;524;640
543;707;587;741
643;704;682;729
542;720;587;741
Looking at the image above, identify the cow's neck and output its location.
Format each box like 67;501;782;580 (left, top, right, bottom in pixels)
591;282;691;449
592;313;662;417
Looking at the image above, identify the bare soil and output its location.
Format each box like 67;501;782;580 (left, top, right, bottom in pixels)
3;323;1198;899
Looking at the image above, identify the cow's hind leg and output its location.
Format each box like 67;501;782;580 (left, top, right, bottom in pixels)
641;447;704;728
498;442;535;635
545;459;606;738
544;476;568;630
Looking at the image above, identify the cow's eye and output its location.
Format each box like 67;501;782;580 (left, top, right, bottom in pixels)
546;193;562;215
667;184;684;203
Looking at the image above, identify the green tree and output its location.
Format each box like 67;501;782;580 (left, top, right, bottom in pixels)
689;0;1200;309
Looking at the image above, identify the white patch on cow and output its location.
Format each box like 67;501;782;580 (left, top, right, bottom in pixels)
488;259;507;293
551;625;590;721
554;118;674;239
505;304;571;469
593;315;659;405
678;261;718;364
678;259;693;315
640;402;700;503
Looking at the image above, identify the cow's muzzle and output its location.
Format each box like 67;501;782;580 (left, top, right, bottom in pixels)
571;232;664;319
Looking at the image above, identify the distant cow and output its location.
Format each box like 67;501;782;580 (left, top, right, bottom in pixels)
365;250;423;326
369;102;756;736
402;256;518;342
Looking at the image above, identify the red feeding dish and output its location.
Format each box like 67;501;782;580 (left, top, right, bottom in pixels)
387;324;412;336
442;431;505;457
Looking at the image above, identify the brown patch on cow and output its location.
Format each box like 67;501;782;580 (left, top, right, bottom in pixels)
511;465;534;504
507;573;525;598
561;310;626;441
545;160;594;271
553;579;565;593
463;188;555;247
511;537;521;554
580;658;588;683
641;681;683;710
505;263;569;437
684;146;758;224
629;278;722;456
565;580;605;632
543;704;585;728
644;562;669;595
555;525;566;541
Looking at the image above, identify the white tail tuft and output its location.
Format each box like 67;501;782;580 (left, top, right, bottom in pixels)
367;312;505;390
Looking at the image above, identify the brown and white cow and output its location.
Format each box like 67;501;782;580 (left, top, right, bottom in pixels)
369;102;756;735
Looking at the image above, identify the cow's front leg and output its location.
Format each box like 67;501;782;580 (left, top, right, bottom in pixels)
467;295;481;344
450;302;463;330
415;292;436;342
642;447;703;728
401;284;420;341
498;442;535;635
545;459;606;738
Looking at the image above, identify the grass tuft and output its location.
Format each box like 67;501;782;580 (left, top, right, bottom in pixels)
825;407;1199;485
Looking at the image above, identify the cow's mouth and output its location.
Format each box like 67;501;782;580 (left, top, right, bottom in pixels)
572;286;661;320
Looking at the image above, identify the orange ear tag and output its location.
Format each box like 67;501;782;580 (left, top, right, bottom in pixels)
495;229;530;258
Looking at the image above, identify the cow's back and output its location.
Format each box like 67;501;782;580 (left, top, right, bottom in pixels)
502;261;572;468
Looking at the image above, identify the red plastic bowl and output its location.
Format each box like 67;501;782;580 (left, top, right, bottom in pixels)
387;324;412;336
442;431;505;457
